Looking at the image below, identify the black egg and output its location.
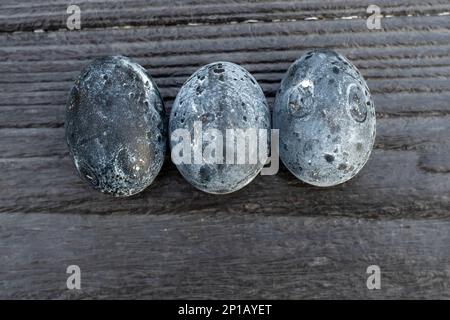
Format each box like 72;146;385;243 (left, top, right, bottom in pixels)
65;56;166;196
273;50;376;186
169;61;270;194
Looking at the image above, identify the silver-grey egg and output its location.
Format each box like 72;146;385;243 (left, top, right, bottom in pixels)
273;50;376;186
65;55;166;196
169;61;270;194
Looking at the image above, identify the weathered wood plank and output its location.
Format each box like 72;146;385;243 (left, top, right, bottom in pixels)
3;14;450;47
1;0;448;32
4;28;450;62
3;44;449;74
1;213;450;299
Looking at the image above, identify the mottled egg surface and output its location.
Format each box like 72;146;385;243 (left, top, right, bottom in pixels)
65;56;166;196
273;50;376;186
169;61;270;194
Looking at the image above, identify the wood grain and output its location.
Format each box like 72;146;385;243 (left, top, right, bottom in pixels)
1;0;448;32
1;0;449;299
1;213;450;299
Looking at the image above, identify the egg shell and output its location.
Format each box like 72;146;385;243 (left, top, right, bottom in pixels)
169;61;270;194
273;50;376;186
65;56;166;196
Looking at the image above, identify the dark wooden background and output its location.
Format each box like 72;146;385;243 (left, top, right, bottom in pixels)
1;0;449;299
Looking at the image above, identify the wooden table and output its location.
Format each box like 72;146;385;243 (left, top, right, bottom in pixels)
1;0;449;299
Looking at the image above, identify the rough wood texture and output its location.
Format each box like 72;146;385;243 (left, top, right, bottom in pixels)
1;213;450;299
0;0;449;299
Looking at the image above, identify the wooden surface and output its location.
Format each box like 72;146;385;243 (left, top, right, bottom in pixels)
0;0;449;299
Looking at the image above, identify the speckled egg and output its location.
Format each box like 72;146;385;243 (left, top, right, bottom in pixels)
65;56;166;196
169;61;270;194
273;50;376;186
